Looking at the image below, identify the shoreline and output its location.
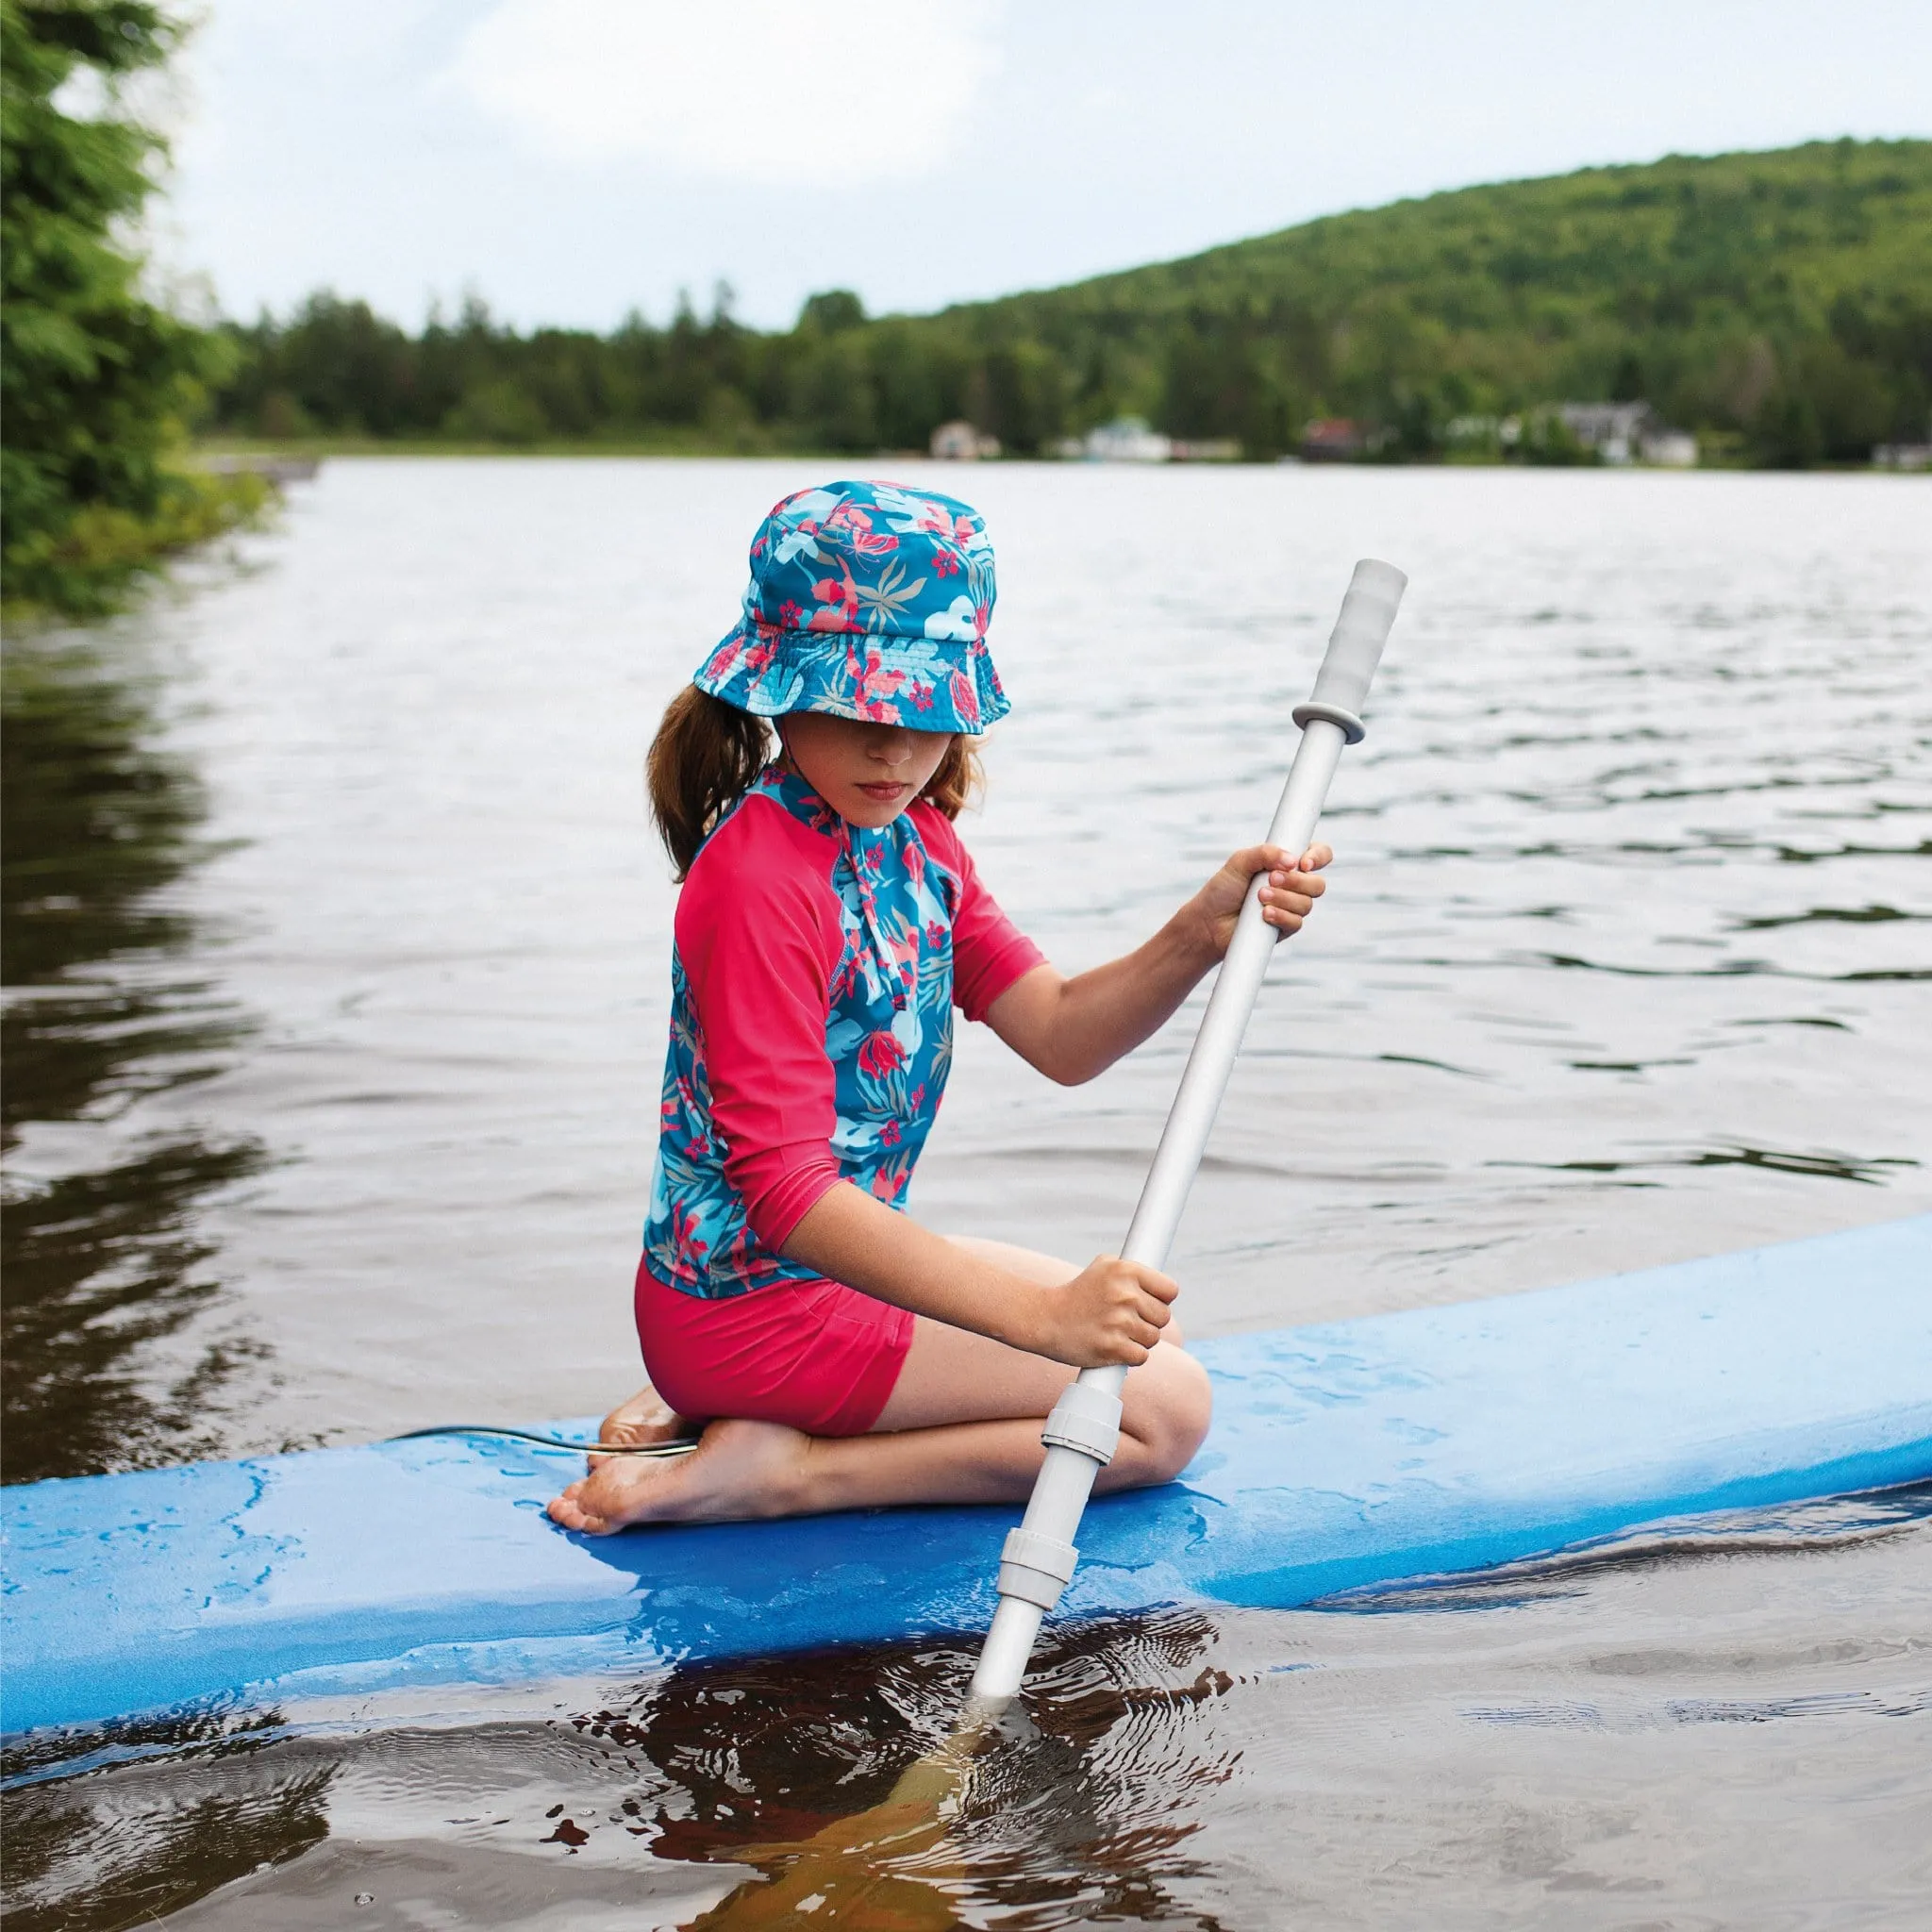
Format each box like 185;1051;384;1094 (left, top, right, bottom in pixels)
191;438;1920;475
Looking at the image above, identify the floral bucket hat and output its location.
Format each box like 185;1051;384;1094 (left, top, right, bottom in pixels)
693;479;1009;735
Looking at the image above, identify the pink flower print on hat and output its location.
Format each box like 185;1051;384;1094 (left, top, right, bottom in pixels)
691;479;1008;735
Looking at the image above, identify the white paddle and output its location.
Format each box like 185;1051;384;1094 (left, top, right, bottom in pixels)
687;561;1407;1928
968;558;1407;1709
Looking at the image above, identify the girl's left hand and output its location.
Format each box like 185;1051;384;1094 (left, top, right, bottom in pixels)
1191;843;1332;958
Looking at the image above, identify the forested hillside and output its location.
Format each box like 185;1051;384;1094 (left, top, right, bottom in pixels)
208;140;1932;466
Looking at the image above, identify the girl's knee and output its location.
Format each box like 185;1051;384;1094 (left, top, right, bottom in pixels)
1128;1347;1213;1484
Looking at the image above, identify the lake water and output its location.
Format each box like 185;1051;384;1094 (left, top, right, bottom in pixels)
4;460;1929;1926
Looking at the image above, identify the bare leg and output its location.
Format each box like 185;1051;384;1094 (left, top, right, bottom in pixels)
548;1239;1210;1535
597;1382;697;1449
870;1240;1205;1474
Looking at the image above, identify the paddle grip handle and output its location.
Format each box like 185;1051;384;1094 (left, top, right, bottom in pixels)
1306;558;1407;720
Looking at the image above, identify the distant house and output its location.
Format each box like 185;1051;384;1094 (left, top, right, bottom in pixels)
1874;441;1931;471
1080;417;1173;463
1555;401;1698;467
1641;428;1699;468
1170;437;1241;461
1300;419;1367;462
1557;401;1650;462
929;420;1001;460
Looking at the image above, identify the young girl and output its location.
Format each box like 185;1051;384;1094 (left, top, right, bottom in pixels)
549;480;1329;1534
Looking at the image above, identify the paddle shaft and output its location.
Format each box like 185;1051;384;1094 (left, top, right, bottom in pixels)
967;558;1406;1707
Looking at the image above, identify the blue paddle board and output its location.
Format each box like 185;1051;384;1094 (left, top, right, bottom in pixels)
5;1216;1929;1737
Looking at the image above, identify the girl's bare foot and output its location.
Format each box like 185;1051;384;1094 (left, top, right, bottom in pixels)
598;1382;696;1449
549;1418;810;1534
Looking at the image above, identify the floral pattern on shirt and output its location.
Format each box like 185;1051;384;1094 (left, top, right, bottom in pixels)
644;769;965;1298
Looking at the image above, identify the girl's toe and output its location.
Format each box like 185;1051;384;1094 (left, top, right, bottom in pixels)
547;1485;594;1529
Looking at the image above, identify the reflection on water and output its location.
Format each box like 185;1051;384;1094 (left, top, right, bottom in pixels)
1314;1481;1932;1613
5;1495;1927;1930
0;633;265;1484
0;1707;327;1932
640;1613;1239;1930
1490;1142;1918;1184
0;1611;1303;1932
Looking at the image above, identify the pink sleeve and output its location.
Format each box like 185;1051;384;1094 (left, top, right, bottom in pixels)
676;806;845;1249
915;808;1047;1022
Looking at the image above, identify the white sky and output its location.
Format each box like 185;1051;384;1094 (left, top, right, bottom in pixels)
156;0;1932;333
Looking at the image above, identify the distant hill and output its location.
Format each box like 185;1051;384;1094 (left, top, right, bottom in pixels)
907;137;1932;462
210;141;1932;466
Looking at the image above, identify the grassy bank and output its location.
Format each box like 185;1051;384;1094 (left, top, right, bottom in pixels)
192;431;815;461
1;467;271;626
191;436;1923;472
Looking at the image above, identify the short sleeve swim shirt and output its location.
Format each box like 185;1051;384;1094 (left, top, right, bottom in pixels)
643;768;1043;1298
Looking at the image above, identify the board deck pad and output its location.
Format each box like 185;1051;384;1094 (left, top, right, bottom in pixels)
6;1216;1929;1736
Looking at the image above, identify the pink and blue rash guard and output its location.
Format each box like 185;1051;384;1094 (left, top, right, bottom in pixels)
644;767;1044;1299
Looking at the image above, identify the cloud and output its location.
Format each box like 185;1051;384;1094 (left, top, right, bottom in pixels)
449;0;1001;185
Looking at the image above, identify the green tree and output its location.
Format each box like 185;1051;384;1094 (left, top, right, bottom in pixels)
1;0;256;616
797;289;867;334
791;328;879;450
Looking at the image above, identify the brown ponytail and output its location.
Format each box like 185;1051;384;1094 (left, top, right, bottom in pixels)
647;686;989;880
648;688;774;879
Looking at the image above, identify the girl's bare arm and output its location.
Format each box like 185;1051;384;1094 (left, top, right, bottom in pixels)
982;842;1331;1086
780;1183;1175;1369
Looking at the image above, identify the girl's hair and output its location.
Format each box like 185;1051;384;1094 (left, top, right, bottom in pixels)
647;687;984;880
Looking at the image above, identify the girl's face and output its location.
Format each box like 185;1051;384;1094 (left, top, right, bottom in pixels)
778;711;954;828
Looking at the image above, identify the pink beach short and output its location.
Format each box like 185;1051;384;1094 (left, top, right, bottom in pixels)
634;1256;915;1437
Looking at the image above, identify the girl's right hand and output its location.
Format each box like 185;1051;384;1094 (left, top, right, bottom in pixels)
1029;1255;1177;1367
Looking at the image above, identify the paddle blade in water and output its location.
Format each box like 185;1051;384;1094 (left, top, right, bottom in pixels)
683;1725;991;1928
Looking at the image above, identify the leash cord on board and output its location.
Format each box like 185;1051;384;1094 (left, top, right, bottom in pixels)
386;1424;701;1457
